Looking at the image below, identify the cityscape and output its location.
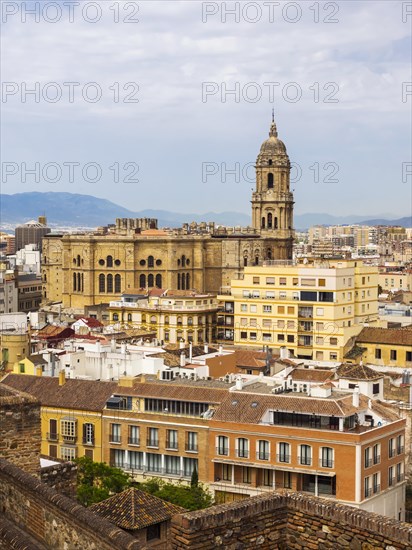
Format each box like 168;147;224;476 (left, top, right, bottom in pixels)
1;1;412;549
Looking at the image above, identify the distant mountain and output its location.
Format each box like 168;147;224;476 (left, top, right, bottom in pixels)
0;192;410;229
0;192;251;228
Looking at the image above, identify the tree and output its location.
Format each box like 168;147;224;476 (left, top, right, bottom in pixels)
190;466;198;488
75;456;130;506
136;477;213;511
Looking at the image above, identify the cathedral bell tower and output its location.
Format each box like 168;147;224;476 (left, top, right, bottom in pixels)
251;113;294;259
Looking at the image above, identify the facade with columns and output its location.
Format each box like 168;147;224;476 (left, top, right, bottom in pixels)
42;118;295;311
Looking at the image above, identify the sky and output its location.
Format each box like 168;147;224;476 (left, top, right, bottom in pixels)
1;0;411;218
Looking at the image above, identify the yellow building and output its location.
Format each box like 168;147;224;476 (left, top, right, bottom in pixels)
1;372;117;462
227;258;379;361
42;117;295;311
12;354;46;375
347;326;412;367
379;270;412;293
0;330;30;373
109;289;219;344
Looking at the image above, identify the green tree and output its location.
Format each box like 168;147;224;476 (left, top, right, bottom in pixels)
75;456;130;506
136;477;213;511
190;466;198;488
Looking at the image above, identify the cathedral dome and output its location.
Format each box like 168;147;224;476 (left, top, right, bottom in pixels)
259;119;287;155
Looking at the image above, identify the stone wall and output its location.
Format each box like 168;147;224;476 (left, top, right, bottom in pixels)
171;491;412;550
0;459;141;550
40;459;77;499
0;385;41;474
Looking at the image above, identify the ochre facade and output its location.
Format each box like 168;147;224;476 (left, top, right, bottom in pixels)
42;118;295;310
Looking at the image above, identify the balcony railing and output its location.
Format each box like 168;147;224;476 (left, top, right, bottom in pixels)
256;451;270;461
319;459;334;468
109;435;121;444
216;447;229;456
277;454;290;463
298;456;312;466
236;449;249;459
62;434;77;443
373;455;380;465
365;457;372;468
397;446;405;455
46;432;58;442
373;484;380;494
82;438;95;446
185;444;198;452
166;441;178;450
397;473;405;482
389;448;396;458
128;437;140;446
389;476;396;486
365;487;372;498
147;439;159;448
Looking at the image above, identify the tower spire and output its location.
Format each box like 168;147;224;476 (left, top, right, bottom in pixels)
272;107;274;123
269;110;278;138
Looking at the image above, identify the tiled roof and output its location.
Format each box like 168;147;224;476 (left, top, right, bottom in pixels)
344;345;367;359
36;325;74;339
356;327;412;346
337;363;382;381
116;380;228;404
90;488;185;530
290;369;334;382
74;317;103;328
1;374;117;411
212;392;368;423
27;355;47;365
234;350;277;369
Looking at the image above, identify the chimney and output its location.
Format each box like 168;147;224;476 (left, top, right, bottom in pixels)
352;386;359;407
96;340;101;353
280;346;289;360
235;377;243;390
204;343;209;354
58;370;66;386
180;353;186;367
35;366;42;377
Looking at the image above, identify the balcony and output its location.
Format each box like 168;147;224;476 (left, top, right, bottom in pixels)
185;444;198;453
277;454;290;463
397;473;405;483
128;437;140;446
166;441;178;450
373;455;381;465
256;451;270;461
236;449;249;459
389;476;396;486
319;459;334;469
62;434;77;443
365;487;372;498
373;484;380;494
389;448;396;458
298;456;312;466
365;457;372;468
216;447;229;456
109;435;121;444
397;446;405;455
46;432;58;442
147;439;159;448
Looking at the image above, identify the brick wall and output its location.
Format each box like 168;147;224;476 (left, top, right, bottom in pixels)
171;491;412;550
40;459;77;499
0;459;141;550
0;385;41;474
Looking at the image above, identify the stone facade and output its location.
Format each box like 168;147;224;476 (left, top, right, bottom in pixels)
0;385;41;474
42;119;295;310
40;460;77;499
171;491;412;550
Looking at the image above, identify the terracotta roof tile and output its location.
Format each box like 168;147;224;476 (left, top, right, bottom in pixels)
116;380;228;404
290;369;334;382
337;363;382;381
90;488;185;530
356;327;412;347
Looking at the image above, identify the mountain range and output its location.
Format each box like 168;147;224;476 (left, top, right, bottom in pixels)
0;192;410;230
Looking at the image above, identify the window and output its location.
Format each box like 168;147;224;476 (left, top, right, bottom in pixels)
299;444;312;466
49;445;57;458
106;255;113;267
389;438;396;458
61;419;77;442
115;274;121;293
266;291;275;299
250;305;257;313
107;274;113;293
61;447;77;461
253;277;260;284
110;423;121;443
301;278;316;286
257;440;270;461
279;277;286;285
318;278;326;287
48;419;58;441
266;277;275;285
242;466;252;484
375;348;382;359
406;351;412;362
397;434;404;454
129;451;143;470
166;429;178;450
263;305;272;313
19;363;25;373
236;438;249;458
147;427;159;447
364;476;371;498
165;454;180;475
99;274;105;293
83;423;95;446
373;444;380;465
278;306;285;314
389;466;395;486
147;453;161;473
277;334;285;342
155;274;162;288
396;462;404;482
321;447;333;468
364;447;372;468
287;335;294;343
278;442;290;463
129;425;140;446
373;472;380;494
148;256;154;268
148;274;154;287
217;435;229;456
390;350;397;361
241;304;247;312
183;457;198;477
222;463;232;481
372;383;380;395
240;331;247;339
186;431;198;452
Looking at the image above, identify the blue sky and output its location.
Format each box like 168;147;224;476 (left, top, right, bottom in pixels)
1;0;411;218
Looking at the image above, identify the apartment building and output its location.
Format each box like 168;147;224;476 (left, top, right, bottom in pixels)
348;327;412;368
228;258;379;361
109;289;219;345
208;383;406;519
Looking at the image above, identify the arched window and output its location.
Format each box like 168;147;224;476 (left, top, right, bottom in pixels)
115;274;121;293
255;256;259;266
177;316;182;326
182;255;186;266
77;254;81;267
244;257;248;267
148;256;154;268
127;313;132;322
268;159;272;166
77;273;81;292
188;317;193;326
139;274;146;288
113;313;119;322
142;314;146;323
261;217;265;229
106;255;113;267
267;173;274;189
165;316;169;325
107;274;113;293
150;315;157;324
186;273;190;289
267;249;272;260
155;274;162;288
99;274;105;293
274;217;278;229
177;273;181;290
267;213;273;229
148;274;154;287
81;273;84;292
73;273;77;291
181;273;185;290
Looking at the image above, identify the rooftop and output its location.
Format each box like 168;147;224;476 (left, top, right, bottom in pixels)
356;326;412;346
337;363;383;381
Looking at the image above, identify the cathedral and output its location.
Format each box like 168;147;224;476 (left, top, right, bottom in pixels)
42;116;295;310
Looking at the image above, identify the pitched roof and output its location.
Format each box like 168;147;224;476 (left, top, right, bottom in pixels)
90;488;185;530
74;317;103;328
337;363;382;381
290;369;334;383
344;345;367;360
27;355;47;365
36;325;74;340
234;350;276;369
0;374;117;411
356;326;412;347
